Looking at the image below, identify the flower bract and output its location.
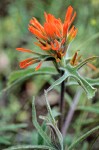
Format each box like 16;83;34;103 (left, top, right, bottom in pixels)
16;6;77;70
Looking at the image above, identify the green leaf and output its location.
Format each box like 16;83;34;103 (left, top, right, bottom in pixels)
0;67;57;96
38;122;46;145
48;123;63;150
80;118;99;125
77;106;99;114
51;108;60;118
66;65;97;99
46;63;97;100
0;123;27;132
44;91;55;124
46;71;69;92
4;145;55;150
68;126;99;150
0;136;10;145
8;67;57;84
44;91;63;150
75;56;98;70
71;72;96;99
86;78;99;86
65;78;99;87
32;97;51;146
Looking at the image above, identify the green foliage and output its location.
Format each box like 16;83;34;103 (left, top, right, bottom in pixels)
5;96;63;150
46;57;98;99
68;125;99;150
0;124;27;146
4;96;99;150
0;0;99;149
0;136;11;145
8;67;57;85
32;97;51;146
4;145;54;150
0;124;27;132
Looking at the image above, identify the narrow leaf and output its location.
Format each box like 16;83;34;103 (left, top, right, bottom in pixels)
70;73;96;99
48;123;63;150
46;72;69;92
38;122;46;145
0;67;57;96
68;126;99;150
65;65;97;99
86;78;99;86
32;97;51;146
4;145;55;150
77;106;99;114
65;78;99;87
44;91;55;124
75;56;98;70
0;124;27;132
0;136;10;145
44;91;63;150
8;67;57;84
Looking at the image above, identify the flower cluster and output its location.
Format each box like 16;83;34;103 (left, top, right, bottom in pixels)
16;6;77;70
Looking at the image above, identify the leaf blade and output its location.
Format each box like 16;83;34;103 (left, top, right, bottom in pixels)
68;126;99;150
4;145;55;150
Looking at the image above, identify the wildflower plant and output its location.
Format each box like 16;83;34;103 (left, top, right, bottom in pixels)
5;5;99;150
16;6;97;99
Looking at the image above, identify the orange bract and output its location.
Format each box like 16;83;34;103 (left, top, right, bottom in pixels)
70;51;81;66
19;58;39;68
16;5;77;69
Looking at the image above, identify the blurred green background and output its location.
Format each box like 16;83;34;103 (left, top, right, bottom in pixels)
0;0;99;149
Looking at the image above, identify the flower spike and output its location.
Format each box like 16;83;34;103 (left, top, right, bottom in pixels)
16;5;77;70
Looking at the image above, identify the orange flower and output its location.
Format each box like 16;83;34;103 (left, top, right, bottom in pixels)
16;6;77;70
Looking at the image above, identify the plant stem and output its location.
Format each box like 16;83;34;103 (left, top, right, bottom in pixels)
62;89;82;137
58;71;65;131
